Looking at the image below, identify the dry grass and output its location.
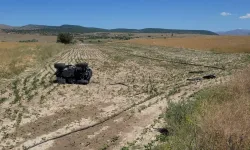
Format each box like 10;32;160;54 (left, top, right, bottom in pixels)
156;67;250;150
0;42;67;79
0;32;56;42
128;36;250;52
0;42;41;49
199;69;250;149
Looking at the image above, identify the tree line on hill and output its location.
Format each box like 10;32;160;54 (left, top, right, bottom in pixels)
1;24;218;35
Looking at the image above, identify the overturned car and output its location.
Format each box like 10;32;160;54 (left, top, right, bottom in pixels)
54;62;92;85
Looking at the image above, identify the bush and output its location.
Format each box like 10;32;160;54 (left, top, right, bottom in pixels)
57;33;73;44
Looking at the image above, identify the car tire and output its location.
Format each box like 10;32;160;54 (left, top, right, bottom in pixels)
77;80;89;85
67;78;75;84
57;77;66;84
87;69;92;81
76;63;88;68
54;63;66;70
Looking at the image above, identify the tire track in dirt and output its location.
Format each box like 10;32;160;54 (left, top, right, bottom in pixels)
19;48;72;100
2;44;162;149
16;45;207;149
26;78;220;150
0;45;103;149
19;77;186;149
15;48;73;103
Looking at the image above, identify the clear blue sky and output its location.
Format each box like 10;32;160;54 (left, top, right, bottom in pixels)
1;0;250;31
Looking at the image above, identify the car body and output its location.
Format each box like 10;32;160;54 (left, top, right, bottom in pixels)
54;63;92;84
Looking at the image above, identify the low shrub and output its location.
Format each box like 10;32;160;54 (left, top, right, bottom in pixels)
57;33;73;44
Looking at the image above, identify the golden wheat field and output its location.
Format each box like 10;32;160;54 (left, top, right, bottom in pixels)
0;31;56;43
0;42;67;79
128;36;250;52
0;42;41;49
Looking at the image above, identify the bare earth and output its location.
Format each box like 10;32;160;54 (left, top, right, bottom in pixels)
0;42;250;150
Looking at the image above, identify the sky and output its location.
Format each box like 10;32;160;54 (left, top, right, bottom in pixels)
1;0;250;31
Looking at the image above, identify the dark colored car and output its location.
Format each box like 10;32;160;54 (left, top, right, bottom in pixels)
54;62;92;85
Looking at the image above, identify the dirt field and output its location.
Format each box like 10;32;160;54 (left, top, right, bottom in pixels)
0;41;250;150
128;36;250;52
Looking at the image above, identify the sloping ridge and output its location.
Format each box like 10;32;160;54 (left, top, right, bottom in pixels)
1;24;218;35
0;24;15;29
217;29;250;35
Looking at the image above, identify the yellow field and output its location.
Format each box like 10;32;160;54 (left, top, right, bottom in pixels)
0;32;56;43
128;36;250;52
0;42;42;49
0;42;67;79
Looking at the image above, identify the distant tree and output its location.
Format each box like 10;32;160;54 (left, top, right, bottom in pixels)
57;33;73;44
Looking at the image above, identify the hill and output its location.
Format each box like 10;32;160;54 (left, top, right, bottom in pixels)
18;24;51;30
1;24;218;35
0;24;14;29
217;29;250;35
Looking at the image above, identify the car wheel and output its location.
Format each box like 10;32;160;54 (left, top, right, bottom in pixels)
76;63;88;68
54;63;66;70
77;80;89;85
57;77;66;84
67;78;75;84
